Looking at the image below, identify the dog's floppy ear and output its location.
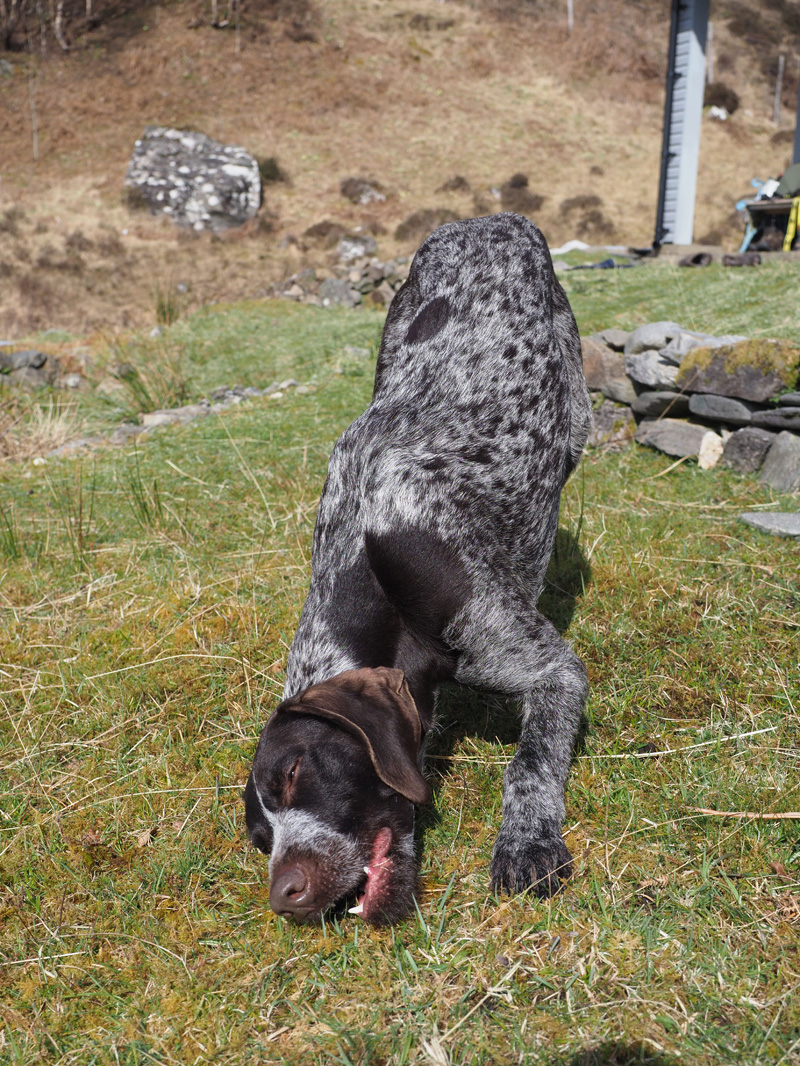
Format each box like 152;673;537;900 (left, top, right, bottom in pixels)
278;667;431;805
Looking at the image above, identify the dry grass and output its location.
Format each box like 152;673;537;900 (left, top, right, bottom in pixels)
0;397;84;462
0;0;796;334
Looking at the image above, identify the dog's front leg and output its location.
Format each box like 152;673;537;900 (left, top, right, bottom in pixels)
490;648;587;898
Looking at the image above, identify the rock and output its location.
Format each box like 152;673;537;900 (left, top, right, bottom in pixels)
0;348;47;371
587;400;635;450
631;390;690;418
687;393;759;426
109;423;147;446
721;427;777;474
760;431;800;491
124;126;261;232
625;349;681;388
624;321;684;357
340;177;386;205
698;432;724;469
739;512;800;537
295;268;319;292
601;377;638;405
591;328;630;352
63;373;84;389
364;280;395;307
318;278;361;308
140;402;211;429
675;339;800;402
659;330;746;362
337;234;379;263
7;367;48;389
778;392;800;406
750;407;800;431
580;338;625;390
635;418;713;458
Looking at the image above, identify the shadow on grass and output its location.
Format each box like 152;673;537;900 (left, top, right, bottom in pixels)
564;1044;679;1065
415;525;592;843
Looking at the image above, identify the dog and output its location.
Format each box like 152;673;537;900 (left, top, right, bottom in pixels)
245;212;592;925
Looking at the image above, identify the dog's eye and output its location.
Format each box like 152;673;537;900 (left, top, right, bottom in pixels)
286;757;301;790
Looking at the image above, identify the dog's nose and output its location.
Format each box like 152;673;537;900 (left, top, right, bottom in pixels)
270;863;315;919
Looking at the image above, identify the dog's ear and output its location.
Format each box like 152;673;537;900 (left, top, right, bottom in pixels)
279;668;431;805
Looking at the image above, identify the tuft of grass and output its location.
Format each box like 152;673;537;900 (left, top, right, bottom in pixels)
105;337;190;416
0;397;83;462
122;445;166;531
45;462;99;572
0;495;21;559
153;279;183;327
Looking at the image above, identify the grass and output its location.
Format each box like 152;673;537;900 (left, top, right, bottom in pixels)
1;262;799;1065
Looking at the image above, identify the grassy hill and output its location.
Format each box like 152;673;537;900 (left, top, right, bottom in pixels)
1;258;799;1063
1;0;799;335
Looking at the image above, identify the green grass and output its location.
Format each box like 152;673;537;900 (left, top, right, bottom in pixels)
1;264;799;1065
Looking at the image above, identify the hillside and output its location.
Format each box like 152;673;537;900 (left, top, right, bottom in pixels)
1;0;798;335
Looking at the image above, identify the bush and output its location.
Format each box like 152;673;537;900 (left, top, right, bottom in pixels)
704;81;741;114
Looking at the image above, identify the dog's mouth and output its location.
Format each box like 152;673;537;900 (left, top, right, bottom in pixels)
346;826;395;922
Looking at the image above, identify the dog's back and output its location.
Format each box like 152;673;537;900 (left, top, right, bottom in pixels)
285;213;591;697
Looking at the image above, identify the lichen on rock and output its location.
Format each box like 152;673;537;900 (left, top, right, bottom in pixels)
676;338;800;402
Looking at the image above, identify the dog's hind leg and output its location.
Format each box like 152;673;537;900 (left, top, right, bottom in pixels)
454;609;588;898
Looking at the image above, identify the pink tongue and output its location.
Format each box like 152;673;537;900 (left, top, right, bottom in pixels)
349;828;394;918
369;827;393;867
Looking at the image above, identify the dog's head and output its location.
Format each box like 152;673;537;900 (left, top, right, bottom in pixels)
244;667;431;925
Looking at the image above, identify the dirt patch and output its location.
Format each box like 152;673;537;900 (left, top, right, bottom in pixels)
394;208;462;243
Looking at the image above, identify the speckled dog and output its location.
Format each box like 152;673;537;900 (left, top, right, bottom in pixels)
245;213;592;925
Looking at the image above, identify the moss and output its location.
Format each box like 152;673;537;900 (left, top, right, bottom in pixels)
677;338;800;390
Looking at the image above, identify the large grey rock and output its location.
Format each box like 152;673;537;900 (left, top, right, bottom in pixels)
721;427;777;474
0;348;46;371
318;278;361;308
625;349;680;388
760;431;800;491
601;376;637;405
631;390;690;418
124;126;261;232
587;400;635;450
337;234;379;263
750;407;800;431
635;418;717;458
676;339;800;402
778;392;800;406
739;512;800;537
624;321;683;357
688;393;759;426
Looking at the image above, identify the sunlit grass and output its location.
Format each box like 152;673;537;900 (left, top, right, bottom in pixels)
1;275;799;1065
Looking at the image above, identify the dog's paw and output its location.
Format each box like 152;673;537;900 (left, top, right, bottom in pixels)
490;830;573;898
